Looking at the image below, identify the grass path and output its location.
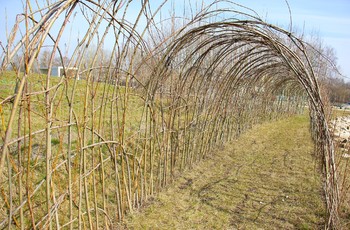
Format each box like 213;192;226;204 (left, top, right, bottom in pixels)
123;115;325;229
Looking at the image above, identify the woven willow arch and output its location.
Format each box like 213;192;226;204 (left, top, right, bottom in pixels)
0;0;339;228
153;21;339;228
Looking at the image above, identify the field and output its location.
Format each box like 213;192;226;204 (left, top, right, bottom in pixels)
0;70;313;228
1;71;348;228
0;67;348;229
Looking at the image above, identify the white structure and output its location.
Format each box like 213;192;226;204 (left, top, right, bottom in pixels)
40;66;80;79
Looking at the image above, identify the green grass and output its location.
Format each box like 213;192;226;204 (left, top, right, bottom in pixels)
0;71;144;143
123;115;325;229
0;71;146;227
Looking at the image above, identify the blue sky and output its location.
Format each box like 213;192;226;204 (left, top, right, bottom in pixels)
0;0;349;80
235;0;350;80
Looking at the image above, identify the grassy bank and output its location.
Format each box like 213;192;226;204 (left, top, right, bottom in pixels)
1;69;303;228
123;115;325;229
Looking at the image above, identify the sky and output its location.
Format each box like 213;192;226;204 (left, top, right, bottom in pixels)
0;0;349;80
233;0;350;81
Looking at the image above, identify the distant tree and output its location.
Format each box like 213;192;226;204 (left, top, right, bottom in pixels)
324;77;350;104
39;49;51;67
300;31;349;104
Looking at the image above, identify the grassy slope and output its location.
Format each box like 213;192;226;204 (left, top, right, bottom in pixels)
123;115;325;229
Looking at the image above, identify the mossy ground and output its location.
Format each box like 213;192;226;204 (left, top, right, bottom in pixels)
123;115;325;229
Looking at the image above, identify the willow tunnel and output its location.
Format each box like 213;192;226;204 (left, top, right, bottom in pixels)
0;1;339;229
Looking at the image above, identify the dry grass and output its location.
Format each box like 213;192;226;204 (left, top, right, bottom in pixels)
123;114;325;229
